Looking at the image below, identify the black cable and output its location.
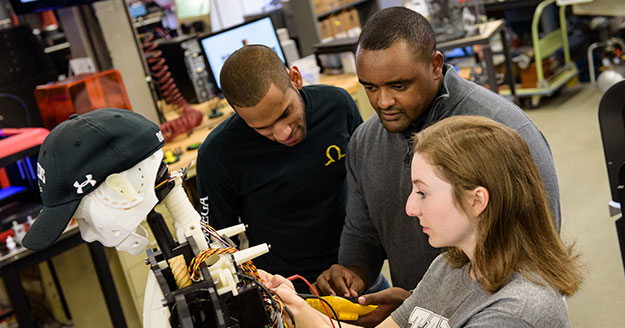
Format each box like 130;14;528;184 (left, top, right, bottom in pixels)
282;305;295;328
297;294;342;328
319;297;342;328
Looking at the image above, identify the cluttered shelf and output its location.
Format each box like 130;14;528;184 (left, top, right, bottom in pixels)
316;0;372;20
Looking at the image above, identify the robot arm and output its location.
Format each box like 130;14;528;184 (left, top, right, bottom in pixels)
140;161;276;327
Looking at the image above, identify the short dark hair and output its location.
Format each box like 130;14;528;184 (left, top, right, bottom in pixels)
219;45;290;108
358;7;436;61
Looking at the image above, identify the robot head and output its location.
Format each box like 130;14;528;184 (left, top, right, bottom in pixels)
74;149;163;255
22;108;165;252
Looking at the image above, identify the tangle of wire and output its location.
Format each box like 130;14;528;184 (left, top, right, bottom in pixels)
199;221;231;247
238;272;295;328
188;247;290;327
190;222;298;327
197;222;260;281
188;245;261;283
188;247;237;280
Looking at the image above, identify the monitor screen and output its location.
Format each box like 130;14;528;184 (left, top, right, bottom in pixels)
199;16;286;91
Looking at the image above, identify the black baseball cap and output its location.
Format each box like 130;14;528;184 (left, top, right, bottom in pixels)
22;108;165;250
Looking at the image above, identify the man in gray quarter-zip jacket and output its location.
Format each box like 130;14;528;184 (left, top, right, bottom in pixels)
314;7;560;327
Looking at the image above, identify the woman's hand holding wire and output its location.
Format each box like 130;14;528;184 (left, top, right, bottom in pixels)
258;270;336;327
258;269;295;291
273;284;334;328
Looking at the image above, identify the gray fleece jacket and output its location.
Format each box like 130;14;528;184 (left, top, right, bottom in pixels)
339;65;560;291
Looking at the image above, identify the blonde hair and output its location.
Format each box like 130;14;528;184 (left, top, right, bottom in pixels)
413;115;582;296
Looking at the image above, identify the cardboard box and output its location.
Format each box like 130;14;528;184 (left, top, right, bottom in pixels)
312;0;329;15
326;0;341;11
345;8;360;30
329;13;348;39
520;60;553;88
318;19;334;40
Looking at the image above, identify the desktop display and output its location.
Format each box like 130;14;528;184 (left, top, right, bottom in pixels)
199;16;286;91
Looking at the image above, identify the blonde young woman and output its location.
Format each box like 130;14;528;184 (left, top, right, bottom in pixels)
263;115;583;328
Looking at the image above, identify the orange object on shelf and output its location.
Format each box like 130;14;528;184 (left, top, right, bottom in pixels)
34;69;132;130
38;10;59;31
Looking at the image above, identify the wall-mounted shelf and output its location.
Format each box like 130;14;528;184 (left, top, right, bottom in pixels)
317;0;372;20
289;0;379;56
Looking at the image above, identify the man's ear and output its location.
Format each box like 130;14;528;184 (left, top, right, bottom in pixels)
288;65;304;90
470;186;489;218
430;51;444;80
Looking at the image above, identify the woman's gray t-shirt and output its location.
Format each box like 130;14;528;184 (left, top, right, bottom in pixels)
391;255;571;328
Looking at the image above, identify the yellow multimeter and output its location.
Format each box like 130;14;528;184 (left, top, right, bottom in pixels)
304;295;378;321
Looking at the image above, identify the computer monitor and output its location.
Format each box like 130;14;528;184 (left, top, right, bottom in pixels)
199;16;286;91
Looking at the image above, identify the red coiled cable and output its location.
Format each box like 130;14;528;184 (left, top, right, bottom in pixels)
141;33;203;142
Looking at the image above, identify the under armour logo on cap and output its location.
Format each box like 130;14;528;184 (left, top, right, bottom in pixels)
74;174;97;194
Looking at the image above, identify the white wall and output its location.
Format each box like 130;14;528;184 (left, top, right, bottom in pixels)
210;0;244;31
210;0;278;32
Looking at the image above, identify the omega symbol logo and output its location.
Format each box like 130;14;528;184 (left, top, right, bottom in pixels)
325;145;346;166
74;174;97;194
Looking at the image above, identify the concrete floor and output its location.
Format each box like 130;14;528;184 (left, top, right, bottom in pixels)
524;83;625;327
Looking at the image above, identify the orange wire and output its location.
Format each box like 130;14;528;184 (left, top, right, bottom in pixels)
286;274;336;328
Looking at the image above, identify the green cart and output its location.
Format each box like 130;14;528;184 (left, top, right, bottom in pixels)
499;0;579;108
